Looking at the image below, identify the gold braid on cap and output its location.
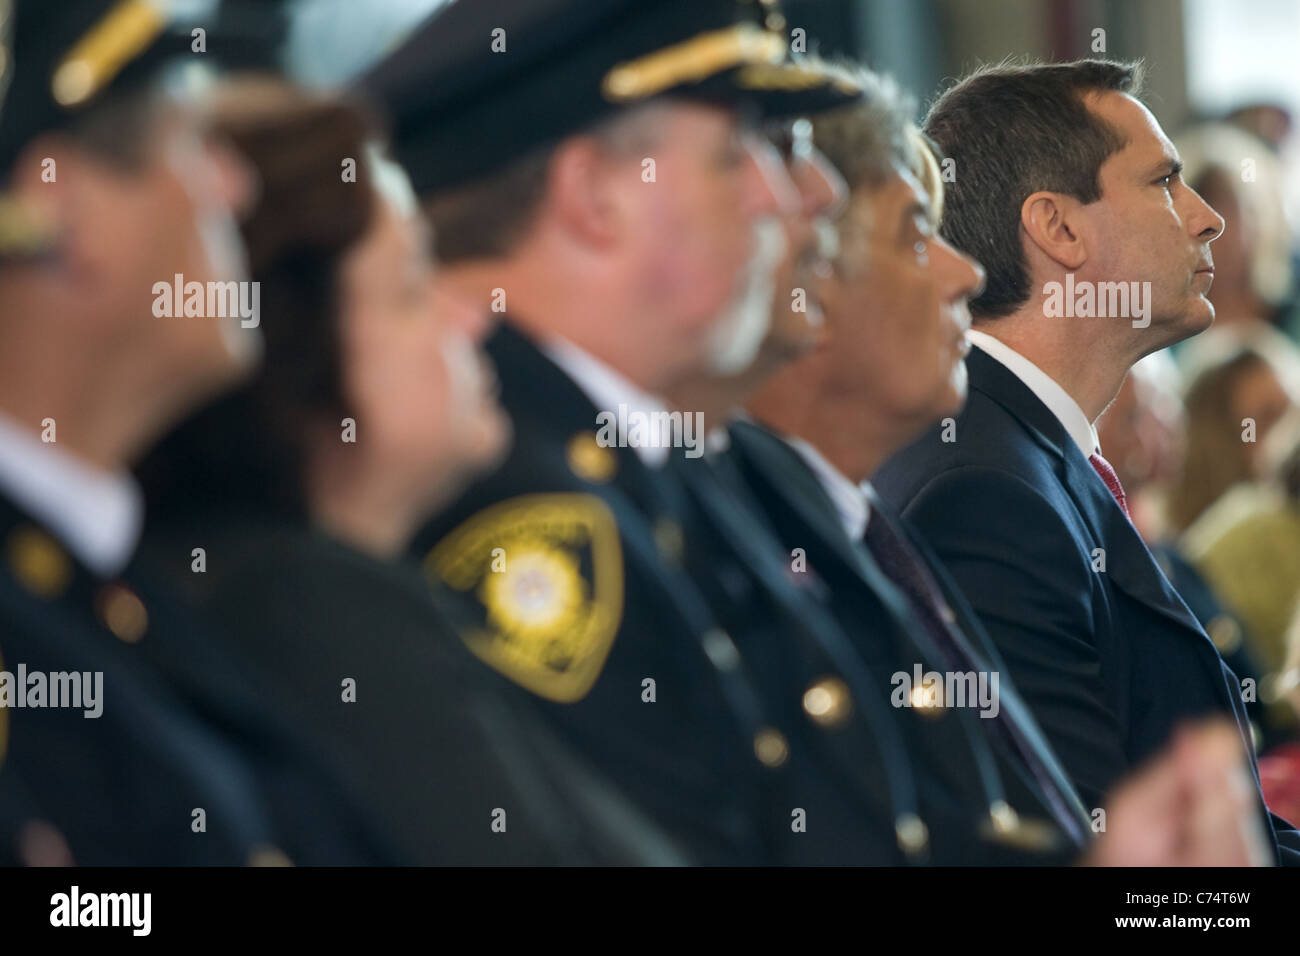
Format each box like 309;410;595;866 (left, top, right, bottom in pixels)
51;0;167;108
602;22;787;102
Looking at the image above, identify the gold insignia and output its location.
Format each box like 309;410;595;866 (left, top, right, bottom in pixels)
602;23;786;103
5;526;72;599
52;0;166;108
427;494;624;703
566;432;617;484
95;582;148;643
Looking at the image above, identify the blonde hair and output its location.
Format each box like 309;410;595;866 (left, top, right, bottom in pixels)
904;125;945;225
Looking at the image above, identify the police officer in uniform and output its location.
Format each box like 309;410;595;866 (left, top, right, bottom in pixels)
0;0;392;864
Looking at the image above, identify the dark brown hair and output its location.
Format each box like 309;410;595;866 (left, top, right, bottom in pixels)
923;58;1144;318
140;78;378;521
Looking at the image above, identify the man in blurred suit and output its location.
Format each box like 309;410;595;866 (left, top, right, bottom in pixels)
0;0;391;864
871;59;1300;862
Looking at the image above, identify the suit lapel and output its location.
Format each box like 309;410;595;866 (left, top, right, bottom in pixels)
967;346;1206;640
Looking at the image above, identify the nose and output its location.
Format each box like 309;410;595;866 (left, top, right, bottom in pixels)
1186;185;1226;243
743;134;798;219
936;235;985;303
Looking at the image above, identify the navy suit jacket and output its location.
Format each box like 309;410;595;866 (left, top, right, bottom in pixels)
875;345;1300;864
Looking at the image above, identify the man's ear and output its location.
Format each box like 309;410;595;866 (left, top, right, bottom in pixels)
5;134;102;275
546;136;623;249
1020;190;1088;271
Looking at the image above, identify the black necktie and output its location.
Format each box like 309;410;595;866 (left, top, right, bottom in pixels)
861;510;1089;844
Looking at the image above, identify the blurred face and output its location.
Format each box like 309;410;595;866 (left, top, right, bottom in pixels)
1232;361;1293;474
339;186;508;513
620;101;786;373
819;163;984;437
1097;372;1185;492
761;119;847;361
1077;92;1225;346
76;103;257;394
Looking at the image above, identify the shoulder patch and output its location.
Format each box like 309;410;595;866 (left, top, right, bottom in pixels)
425;494;624;702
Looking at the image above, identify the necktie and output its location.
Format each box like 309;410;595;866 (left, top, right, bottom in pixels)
862;512;1088;844
1088;451;1130;520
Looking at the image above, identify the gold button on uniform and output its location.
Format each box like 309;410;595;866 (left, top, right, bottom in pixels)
895;813;929;857
803;676;852;727
753;727;789;768
247;844;294;867
566;432;617;484
5;526;72;599
95;583;148;643
910;682;945;716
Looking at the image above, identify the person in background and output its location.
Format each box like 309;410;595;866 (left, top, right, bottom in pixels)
139;78;680;864
1099;356;1288;748
1169;345;1297;535
1183;421;1300;733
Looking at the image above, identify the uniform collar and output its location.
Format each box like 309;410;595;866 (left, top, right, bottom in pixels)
542;336;673;469
783;435;871;541
967;329;1100;458
0;410;142;578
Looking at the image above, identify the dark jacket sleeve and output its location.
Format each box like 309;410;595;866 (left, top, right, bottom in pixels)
898;464;1129;811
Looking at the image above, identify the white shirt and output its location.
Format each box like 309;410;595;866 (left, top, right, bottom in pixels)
0;411;142;577
543;336;673;468
785;435;872;541
967;329;1099;457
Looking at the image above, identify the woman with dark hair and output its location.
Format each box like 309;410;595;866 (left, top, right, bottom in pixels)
139;79;674;865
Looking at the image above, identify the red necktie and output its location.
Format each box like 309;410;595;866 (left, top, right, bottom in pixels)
1088;451;1130;520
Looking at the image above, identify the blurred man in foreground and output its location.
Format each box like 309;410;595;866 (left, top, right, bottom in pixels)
0;0;390;864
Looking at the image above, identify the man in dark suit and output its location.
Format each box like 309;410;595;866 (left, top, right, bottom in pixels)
870;58;1299;862
732;67;1271;866
0;0;392;864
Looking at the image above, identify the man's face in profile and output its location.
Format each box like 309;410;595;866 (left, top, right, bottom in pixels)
1076;91;1225;348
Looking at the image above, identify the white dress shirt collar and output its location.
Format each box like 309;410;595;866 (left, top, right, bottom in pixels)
0;411;143;577
784;435;871;541
967;329;1099;458
543;336;672;468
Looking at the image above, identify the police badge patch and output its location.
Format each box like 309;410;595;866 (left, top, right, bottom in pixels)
426;494;624;703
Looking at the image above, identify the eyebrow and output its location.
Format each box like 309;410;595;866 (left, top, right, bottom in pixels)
1147;156;1183;179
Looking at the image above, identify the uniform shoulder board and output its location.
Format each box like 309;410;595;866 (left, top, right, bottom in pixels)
424;493;624;703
